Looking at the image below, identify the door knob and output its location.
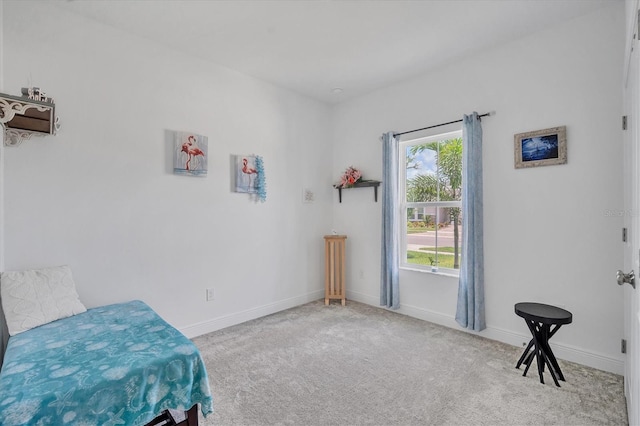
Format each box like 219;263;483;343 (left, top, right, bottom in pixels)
617;270;636;289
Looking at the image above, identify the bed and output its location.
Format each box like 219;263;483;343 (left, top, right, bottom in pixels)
0;266;213;426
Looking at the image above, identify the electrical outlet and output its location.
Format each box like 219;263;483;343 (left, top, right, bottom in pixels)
206;288;215;301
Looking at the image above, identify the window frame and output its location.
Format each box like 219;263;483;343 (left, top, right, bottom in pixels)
399;129;463;276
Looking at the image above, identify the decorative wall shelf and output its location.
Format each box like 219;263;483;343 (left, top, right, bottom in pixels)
334;180;381;203
0;92;60;146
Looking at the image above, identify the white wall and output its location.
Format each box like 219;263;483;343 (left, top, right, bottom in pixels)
332;3;626;373
0;1;627;375
1;2;333;339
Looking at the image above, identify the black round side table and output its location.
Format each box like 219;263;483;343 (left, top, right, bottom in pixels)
515;302;572;387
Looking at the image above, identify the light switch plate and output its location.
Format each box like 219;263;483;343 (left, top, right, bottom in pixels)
303;188;315;203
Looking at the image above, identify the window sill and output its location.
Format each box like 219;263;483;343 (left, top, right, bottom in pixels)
400;265;459;279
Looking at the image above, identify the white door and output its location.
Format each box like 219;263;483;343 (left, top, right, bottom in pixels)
624;4;640;425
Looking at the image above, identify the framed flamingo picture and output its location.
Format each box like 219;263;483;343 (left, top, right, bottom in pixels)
233;154;267;202
234;155;258;193
174;131;208;176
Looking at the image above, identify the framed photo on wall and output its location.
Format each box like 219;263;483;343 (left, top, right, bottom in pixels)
174;131;208;176
234;155;258;193
514;126;567;169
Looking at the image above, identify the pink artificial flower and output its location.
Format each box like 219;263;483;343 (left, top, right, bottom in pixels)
336;166;363;188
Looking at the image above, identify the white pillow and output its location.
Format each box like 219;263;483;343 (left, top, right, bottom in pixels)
1;265;87;336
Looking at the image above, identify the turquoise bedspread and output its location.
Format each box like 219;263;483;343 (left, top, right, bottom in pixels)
0;300;213;425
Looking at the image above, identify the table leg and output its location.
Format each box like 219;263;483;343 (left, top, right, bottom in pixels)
522;350;534;377
541;348;561;387
521;319;564;387
543;324;565;381
532;332;545;384
516;339;534;369
538;326;565;382
539;324;561;386
522;321;538;380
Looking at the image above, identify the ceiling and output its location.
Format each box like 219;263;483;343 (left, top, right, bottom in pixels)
54;0;617;104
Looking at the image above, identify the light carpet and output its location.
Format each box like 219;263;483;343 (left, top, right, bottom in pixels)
193;300;627;425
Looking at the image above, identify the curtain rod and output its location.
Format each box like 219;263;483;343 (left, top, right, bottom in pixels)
393;111;495;138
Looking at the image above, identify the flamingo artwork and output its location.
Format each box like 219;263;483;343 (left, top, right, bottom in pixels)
241;158;257;175
181;135;205;171
174;132;208;176
235;155;258;193
234;154;267;201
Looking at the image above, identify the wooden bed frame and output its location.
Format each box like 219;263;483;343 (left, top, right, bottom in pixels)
147;405;199;426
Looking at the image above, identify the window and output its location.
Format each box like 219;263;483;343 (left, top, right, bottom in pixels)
400;130;463;274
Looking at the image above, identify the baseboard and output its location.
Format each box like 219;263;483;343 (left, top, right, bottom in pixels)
181;289;624;375
346;289;624;375
180;290;325;339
